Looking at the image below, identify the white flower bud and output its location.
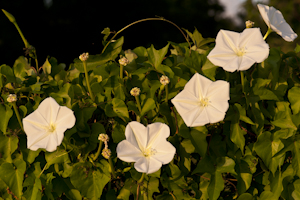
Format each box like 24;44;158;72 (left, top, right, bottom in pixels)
130;87;140;97
102;148;111;159
7;94;17;102
79;52;89;61
98;133;109;142
119;57;129;66
245;20;255;28
160;75;170;85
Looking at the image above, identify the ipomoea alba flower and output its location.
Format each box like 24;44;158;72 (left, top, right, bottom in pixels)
207;28;269;72
257;4;297;42
171;73;229;127
117;121;176;174
23;97;76;152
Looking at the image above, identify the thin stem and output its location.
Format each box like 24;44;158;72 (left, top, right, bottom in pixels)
101;17;191;54
35;58;39;73
136;173;145;200
240;71;245;94
13;22;29;48
38;163;48;178
92;141;103;161
120;64;124;80
108;157;116;178
12;102;23;131
165;85;169;102
263;28;272;40
83;61;95;101
135;96;142;116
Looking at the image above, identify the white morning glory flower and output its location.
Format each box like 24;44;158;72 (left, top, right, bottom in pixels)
257;4;297;42
207;28;269;72
23;97;76;152
116;121;176;174
171;73;229;127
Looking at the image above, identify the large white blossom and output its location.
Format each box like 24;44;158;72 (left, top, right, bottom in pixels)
23;97;76;152
207;28;269;72
257;4;297;42
116;121;176;174
171;73;229;127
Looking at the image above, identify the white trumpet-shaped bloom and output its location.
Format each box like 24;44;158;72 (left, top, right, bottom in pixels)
116;121;176;174
171;73;229;127
23;97;76;152
207;28;269;72
257;4;297;42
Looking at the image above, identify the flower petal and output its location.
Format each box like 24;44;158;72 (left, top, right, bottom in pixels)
206;80;230;101
45;132;60;152
152;141;176;164
117;140;143;163
205;106;226;124
134;157;149;173
134;157;163;174
55;106;76;129
189;107;210;127
125;121;148;151
36;97;60;125
146;123;170;149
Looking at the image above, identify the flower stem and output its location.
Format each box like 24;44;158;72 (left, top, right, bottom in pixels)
12;102;23;131
240;71;245;94
120;64;124;80
135;96;142;121
101;17;191;54
263;28;272;40
82;61;95;101
108;157;116;178
13;21;29;48
165;85;169;102
92;141;103;161
136;173;145;200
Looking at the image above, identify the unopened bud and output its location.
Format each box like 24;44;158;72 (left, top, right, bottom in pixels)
245;20;255;28
130;87;140;97
119;57;129;66
102;148;111;159
7;94;17;102
79;52;89;61
160;75;170;86
98;133;109;142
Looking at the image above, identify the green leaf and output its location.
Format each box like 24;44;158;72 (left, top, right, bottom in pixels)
292;179;300;199
50;83;74;109
70;160;110;199
0;134;18;163
202;59;218;81
251;78;279;101
73;103;97;134
0;158;26;199
144;177;159;200
253;131;285;175
230;122;245;154
105;98;129;122
147;44;170;69
288;86;300;115
23;162;42;200
234;103;255;125
140;98;155;117
292;139;300;177
270;170;283;199
184;50;205;73
13;57;28;84
0;65;16;84
190;126;208;157
259;191;277;200
74;37;124;73
237;193;253;200
45;148;70;169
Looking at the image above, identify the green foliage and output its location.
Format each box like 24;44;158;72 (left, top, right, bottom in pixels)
1;9;300;200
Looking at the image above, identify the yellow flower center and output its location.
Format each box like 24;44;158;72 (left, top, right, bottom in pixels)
47;123;56;133
143;148;157;157
236;47;246;57
199;98;209;107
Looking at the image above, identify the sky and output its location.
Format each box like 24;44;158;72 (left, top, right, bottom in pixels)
219;0;269;24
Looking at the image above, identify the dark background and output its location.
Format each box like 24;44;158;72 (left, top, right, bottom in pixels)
1;0;239;66
1;0;298;67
